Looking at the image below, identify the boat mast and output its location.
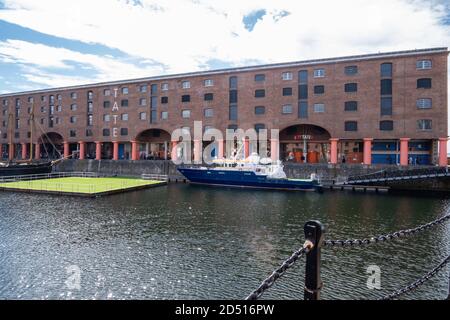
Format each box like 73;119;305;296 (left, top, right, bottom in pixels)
29;101;34;162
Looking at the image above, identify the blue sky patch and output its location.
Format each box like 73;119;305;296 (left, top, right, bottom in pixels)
242;9;266;32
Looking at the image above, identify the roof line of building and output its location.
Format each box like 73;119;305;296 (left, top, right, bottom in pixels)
1;47;448;98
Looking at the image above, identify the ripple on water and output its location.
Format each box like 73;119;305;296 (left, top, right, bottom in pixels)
0;186;449;299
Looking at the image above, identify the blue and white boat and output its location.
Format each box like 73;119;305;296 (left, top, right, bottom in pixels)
177;153;322;192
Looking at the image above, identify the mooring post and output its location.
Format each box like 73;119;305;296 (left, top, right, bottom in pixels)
304;220;325;300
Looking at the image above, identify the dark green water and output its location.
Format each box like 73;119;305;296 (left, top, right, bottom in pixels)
0;184;449;300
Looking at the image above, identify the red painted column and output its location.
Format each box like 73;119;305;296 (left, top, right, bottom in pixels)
113;141;119;160
63;141;69;158
243;138;250;158
131;141;138;161
78;141;85;160
194;139;202;164
399;138;410;166
438;137;448;167
95;141;102;160
8;143;14;161
217;139;224;159
21;143;27;160
171;141;178;162
330;138;338;164
35;143;41;160
363;138;373;165
270;138;279;162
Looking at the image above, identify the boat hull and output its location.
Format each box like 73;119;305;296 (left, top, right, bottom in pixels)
178;167;321;191
0;162;53;177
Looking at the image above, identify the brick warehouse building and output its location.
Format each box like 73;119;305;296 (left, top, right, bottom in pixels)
0;47;448;166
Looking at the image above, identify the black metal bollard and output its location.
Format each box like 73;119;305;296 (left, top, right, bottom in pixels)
304;220;325;300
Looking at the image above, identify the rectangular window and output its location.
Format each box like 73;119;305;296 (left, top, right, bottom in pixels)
28;97;34;103
87;115;93;126
120;128;128;136
121;113;128;121
254;74;265;82
345;121;358;131
70;130;76;137
103;129;110;136
57;94;62;101
70;104;77;111
314;85;325;94
182;81;190;89
151;96;157;108
161;83;169;91
282;104;293;114
299;70;308;83
381;63;392;77
204;79;214;87
41;106;46;113
345;83;357;93
161;111;168;120
344;101;358;111
121;87;128;95
204;93;213;101
229;76;238;89
314;69;325;78
181;95;190;103
87;92;93;100
86;129;93;137
103;114;110;122
139;98;147;106
229;105;237;121
380;79;392;95
103;101;110;108
416;98;432;109
282;72;293;80
282;87;292;96
345;66;358;75
49;96;54;105
41;95;46;102
299;101;308;118
104;89;111;96
182;110;191;118
139;112;146;120
381;97;393;116
380;120;393;131
88;102;93;113
417;78;432;89
255;89;265;98
416;60;432;70
299;84;308;99
71;92;77;99
151;84;157;95
121;99;129;107
140;85;147;93
255;106;265;115
417;119;432;130
161;96;168;104
229;90;238;103
57;105;62;112
254;124;265;133
313;103;325;113
204;108;213;117
70;116;77;123
2;99;7;106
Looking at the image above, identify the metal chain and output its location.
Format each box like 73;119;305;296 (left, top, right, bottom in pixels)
381;254;450;300
324;213;450;248
245;242;311;300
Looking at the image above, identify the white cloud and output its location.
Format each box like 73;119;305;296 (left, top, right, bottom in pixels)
0;0;448;72
0;0;448;91
0;39;165;87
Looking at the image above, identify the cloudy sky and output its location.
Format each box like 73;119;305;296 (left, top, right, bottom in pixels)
0;0;449;94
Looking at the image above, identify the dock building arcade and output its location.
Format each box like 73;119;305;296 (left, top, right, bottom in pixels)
0;47;448;166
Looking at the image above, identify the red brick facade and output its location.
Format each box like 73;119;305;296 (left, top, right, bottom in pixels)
0;48;448;165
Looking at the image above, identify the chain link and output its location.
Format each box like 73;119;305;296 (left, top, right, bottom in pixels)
324;213;450;248
381;254;450;300
245;243;311;300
